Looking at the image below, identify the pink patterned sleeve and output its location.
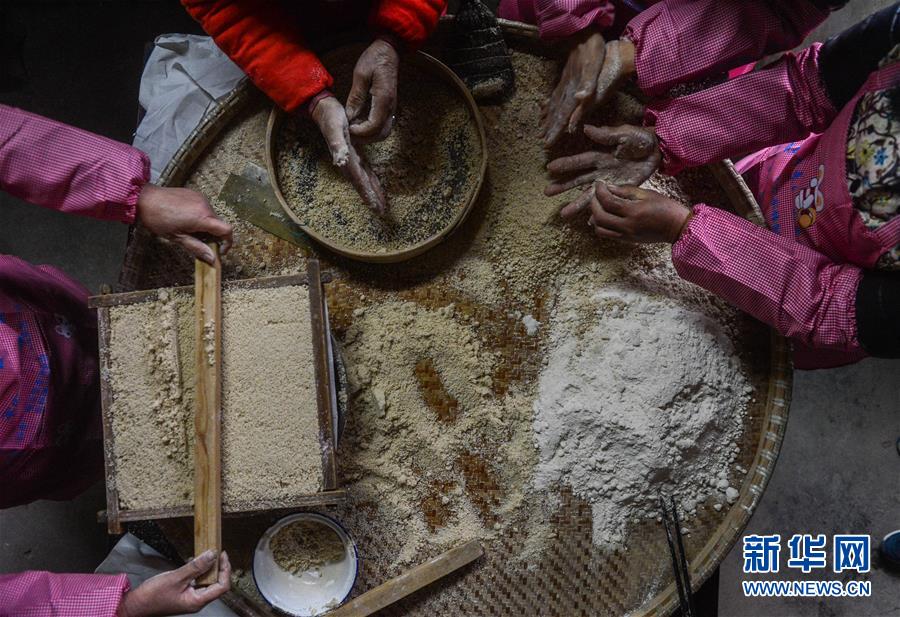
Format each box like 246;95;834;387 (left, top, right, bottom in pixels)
532;0;615;40
623;0;827;96
0;571;130;617
0;105;149;224
646;44;837;175
672;205;864;357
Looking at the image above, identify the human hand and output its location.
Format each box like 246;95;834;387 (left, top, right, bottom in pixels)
117;550;231;617
579;182;692;244
137;185;234;265
540;31;606;148
546;123;660;215
345;37;400;143
590;39;635;111
311;95;387;214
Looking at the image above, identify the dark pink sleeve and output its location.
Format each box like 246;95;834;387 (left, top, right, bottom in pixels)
646;44;837;175
623;0;828;96
0;571;130;617
531;0;615;40
672;205;864;355
0;105;149;224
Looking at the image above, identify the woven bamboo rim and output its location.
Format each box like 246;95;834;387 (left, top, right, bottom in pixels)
264;51;488;263
146;23;793;616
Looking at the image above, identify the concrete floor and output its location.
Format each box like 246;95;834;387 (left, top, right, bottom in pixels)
0;2;898;616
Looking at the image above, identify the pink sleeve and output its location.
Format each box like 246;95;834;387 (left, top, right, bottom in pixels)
0;105;149;224
646;44;837;175
672;205;864;356
623;0;828;96
0;571;130;617
498;0;615;40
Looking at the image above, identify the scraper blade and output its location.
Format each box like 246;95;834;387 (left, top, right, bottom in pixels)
216;165;312;251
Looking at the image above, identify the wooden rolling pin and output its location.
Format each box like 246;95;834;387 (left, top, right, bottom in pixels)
194;242;222;586
330;541;483;617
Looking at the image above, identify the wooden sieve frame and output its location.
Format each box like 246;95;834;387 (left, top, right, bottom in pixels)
91;260;345;534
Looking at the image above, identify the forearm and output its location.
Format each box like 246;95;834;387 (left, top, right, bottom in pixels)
0;571;130;617
624;0;828;97
371;0;446;50
672;205;863;353
181;0;332;113
0;105;148;223
647;44;836;175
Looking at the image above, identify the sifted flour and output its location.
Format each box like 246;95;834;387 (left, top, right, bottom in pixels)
108;285;321;511
533;283;752;550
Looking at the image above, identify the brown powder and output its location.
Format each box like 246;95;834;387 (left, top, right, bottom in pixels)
108;285;321;511
270;520;346;575
337;301;535;566
273;46;482;253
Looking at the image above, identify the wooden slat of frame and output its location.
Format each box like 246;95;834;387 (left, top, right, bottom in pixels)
97;306;123;535
306;259;339;491
194;245;223;586
97;489;349;524
87;273;333;308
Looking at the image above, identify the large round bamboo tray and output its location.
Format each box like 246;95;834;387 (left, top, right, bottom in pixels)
265;50;488;263
119;24;792;617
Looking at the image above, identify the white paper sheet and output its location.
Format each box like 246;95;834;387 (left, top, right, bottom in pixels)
133;34;246;181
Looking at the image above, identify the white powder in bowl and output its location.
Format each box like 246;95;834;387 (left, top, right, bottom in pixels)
533;284;752;550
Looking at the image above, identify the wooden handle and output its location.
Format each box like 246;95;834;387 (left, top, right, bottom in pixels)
194;242;222;586
330;541;483;617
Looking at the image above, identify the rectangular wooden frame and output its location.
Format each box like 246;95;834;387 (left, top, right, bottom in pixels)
90;260;345;534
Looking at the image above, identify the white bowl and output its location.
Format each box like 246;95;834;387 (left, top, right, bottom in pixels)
253;512;359;616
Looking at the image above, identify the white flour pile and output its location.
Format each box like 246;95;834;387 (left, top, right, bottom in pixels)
533;283;753;550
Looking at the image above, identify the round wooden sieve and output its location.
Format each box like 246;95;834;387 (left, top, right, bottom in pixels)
265;50;488;264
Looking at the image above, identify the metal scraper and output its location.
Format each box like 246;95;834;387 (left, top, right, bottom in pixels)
216;162;312;251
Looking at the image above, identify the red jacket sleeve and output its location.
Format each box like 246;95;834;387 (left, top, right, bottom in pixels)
646;44;837;175
371;0;446;50
181;0;333;113
0;571;130;617
672;204;865;367
623;0;828;97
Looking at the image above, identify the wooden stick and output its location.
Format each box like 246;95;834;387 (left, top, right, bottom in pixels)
306;259;338;490
194;243;222;586
329;541;483;617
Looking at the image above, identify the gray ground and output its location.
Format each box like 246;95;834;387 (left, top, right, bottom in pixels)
0;1;897;615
